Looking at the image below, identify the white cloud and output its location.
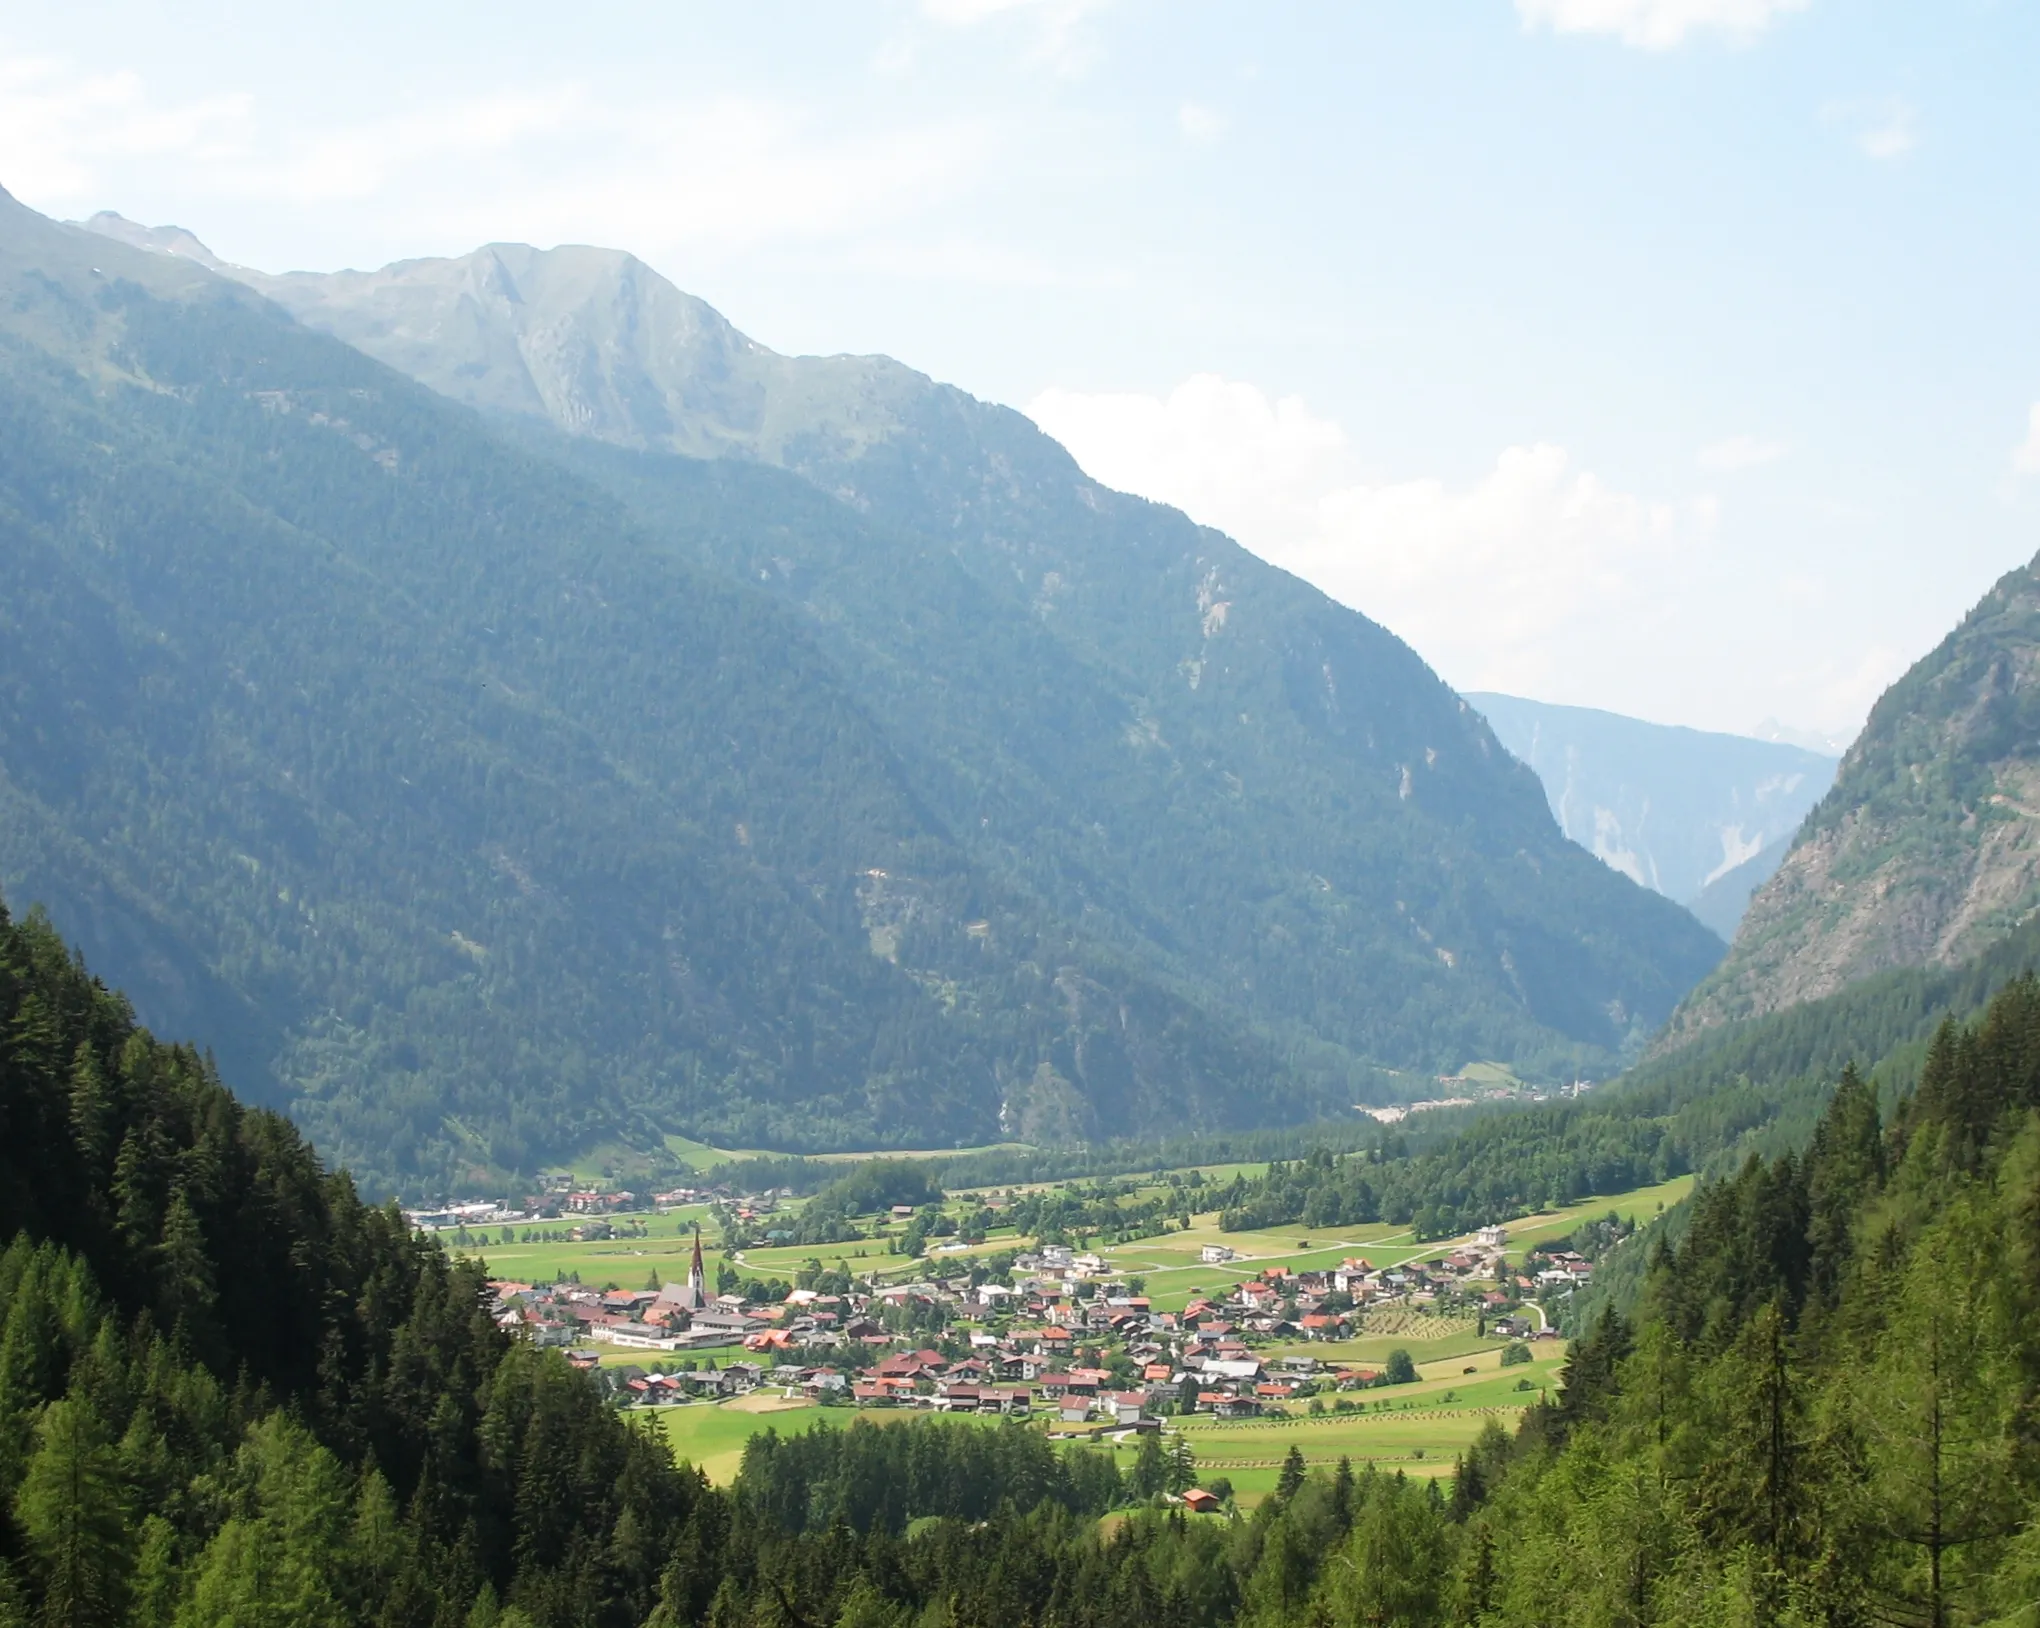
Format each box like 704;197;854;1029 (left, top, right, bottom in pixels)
1823;97;1920;160
0;50;986;259
0;47;252;201
1856;102;1917;159
1177;102;1228;144
1028;374;1707;701
918;0;1113;74
431;99;988;252
1698;434;1787;471
236;89;586;204
850;235;1131;290
2013;403;2040;477
1514;0;1809;50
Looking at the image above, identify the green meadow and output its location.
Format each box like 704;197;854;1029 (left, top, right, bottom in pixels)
447;1205;715;1287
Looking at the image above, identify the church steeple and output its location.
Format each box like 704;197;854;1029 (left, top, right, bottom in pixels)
686;1223;706;1309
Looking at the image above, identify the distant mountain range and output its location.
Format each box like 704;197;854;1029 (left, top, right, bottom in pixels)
1670;554;2040;1039
1465;694;1837;938
0;194;1725;1190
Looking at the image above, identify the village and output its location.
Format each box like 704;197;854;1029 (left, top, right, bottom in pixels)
480;1214;1586;1432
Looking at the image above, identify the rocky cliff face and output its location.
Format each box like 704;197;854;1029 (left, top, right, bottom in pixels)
1666;554;2040;1038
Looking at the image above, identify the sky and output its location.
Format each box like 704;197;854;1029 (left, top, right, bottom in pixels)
3;0;2037;744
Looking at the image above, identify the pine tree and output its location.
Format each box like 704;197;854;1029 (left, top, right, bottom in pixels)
1274;1444;1306;1504
1849;1217;2024;1628
13;1394;133;1628
65;1048;117;1193
1130;1431;1167;1500
1804;1064;1883;1309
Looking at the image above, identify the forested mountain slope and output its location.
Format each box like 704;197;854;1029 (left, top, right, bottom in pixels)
1211;908;2040;1242
93;212;1723;1072
0;194;1721;1189
1672;552;2040;1040
7;190;1348;1188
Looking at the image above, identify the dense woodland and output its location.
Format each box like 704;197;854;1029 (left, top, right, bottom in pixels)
1213;913;2040;1242
5;883;2040;1624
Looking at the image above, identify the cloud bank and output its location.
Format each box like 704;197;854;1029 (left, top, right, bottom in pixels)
1028;374;1711;707
1514;0;1810;50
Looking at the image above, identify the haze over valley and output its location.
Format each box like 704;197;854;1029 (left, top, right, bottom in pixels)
2;7;2038;1626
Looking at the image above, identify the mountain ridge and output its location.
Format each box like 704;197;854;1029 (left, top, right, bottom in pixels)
0;196;1721;1187
1666;550;2040;1043
1465;691;1835;931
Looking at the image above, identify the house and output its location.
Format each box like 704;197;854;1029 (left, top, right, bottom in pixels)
1200;1244;1237;1264
1202;1358;1261;1382
1106;1392;1146;1426
1476;1224;1509;1250
1181;1488;1222;1514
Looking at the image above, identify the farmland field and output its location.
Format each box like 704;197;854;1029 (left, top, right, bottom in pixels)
645;1336;1568;1500
445;1205;714;1287
655;1394;1017;1484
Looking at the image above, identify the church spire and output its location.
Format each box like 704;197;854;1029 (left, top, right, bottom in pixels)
687;1223;706;1308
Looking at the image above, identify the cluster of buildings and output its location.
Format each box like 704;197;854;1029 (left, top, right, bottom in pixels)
491;1231;765;1352
490;1221;1566;1426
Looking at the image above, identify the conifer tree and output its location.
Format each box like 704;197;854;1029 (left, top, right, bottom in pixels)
1274;1444;1306;1504
14;1394;132;1628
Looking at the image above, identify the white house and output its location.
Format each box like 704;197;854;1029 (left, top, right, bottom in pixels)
1199;1244;1237;1264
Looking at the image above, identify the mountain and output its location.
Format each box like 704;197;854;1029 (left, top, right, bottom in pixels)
1684;832;1793;940
0;195;1720;1189
1669;552;2040;1038
1465;693;1836;933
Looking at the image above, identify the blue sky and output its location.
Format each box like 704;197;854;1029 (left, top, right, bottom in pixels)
3;0;2036;741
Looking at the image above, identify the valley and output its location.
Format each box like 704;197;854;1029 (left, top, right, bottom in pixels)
0;28;2037;1620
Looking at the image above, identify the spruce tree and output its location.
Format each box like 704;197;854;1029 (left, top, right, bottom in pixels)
13;1394;132;1628
1274;1444;1306;1504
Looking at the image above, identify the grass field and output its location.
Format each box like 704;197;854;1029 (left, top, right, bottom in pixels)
654;1394;818;1482
655;1394;1022;1483
1138;1340;1566;1503
731;1226;1037;1281
447;1205;714;1287
1099;1219;1429;1312
1487;1174;1693;1259
643;1339;1568;1499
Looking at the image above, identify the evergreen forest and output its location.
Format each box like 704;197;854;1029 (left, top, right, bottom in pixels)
5;865;2040;1624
